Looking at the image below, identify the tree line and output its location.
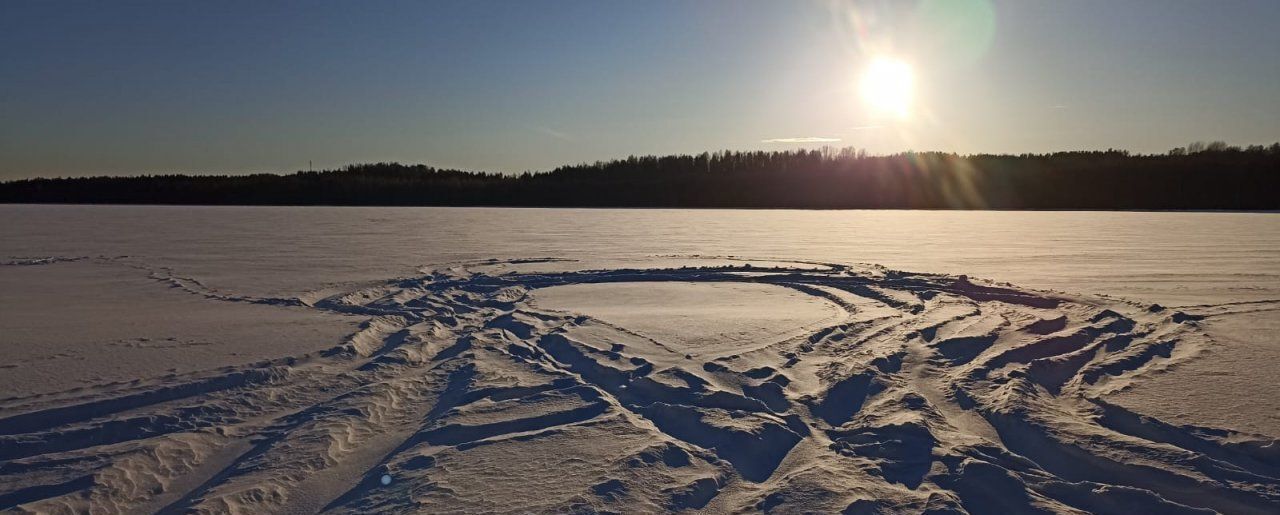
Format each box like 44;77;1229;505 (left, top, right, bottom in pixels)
2;143;1277;209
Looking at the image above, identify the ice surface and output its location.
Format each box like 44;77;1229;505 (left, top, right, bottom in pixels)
530;282;842;357
0;206;1277;513
0;259;361;397
3;205;1275;304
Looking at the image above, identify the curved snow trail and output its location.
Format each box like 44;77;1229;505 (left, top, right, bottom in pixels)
0;258;1277;514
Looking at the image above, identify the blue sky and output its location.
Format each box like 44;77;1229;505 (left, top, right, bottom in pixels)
2;0;1278;178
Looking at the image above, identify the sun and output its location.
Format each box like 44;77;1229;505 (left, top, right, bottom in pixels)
860;57;914;118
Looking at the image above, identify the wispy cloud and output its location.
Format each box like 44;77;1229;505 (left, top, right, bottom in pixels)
533;126;573;141
1049;105;1068;110
761;136;842;143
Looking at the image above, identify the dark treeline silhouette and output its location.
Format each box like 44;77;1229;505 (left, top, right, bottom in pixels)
3;143;1278;209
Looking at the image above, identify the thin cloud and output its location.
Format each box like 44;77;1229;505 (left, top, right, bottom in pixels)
1050;105;1068;109
761;137;842;143
533;126;573;141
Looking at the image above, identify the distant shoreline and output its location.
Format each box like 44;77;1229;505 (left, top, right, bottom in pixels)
5;148;1278;210
2;203;1278;214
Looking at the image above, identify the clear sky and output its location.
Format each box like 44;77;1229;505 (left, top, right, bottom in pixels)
2;0;1278;179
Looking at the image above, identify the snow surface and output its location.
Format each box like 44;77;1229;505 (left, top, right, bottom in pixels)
0;205;1277;513
530;282;843;358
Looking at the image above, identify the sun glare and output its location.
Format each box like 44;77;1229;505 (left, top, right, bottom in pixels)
860;57;914;118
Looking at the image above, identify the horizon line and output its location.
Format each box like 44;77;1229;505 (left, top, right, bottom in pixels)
5;140;1276;182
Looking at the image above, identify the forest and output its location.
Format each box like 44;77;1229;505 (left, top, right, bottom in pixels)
3;143;1278;209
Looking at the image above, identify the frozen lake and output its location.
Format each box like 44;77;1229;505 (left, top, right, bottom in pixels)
2;205;1278;513
4;205;1277;305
